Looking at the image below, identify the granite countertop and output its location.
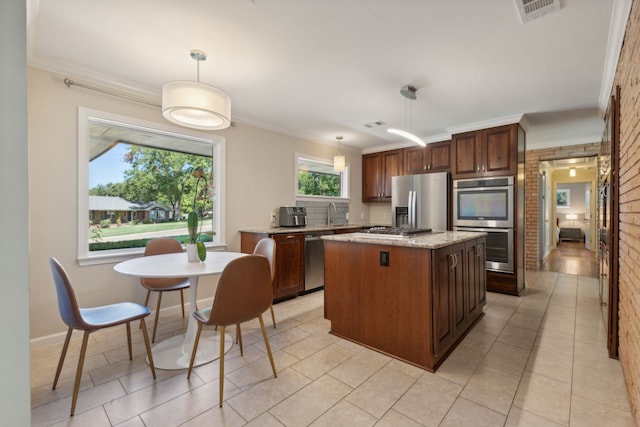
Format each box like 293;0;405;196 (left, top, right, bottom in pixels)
321;230;487;249
239;223;380;234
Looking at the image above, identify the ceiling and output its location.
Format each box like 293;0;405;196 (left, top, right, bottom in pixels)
26;0;628;153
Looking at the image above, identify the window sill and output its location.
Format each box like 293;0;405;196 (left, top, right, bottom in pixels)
77;243;228;266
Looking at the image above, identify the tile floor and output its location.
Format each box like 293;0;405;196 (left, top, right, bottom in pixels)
31;270;635;426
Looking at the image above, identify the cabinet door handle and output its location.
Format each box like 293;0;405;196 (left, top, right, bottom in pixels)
482;164;486;173
287;235;294;239
449;254;455;269
476;164;480;173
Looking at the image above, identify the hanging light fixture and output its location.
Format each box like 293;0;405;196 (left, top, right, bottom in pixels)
387;85;426;147
569;167;576;177
162;50;231;130
334;136;346;172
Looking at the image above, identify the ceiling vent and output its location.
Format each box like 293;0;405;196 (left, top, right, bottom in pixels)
514;0;560;23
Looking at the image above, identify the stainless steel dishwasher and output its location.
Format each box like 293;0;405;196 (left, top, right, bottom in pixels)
304;231;334;293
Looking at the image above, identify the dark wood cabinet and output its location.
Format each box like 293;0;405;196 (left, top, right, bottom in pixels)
452;124;518;179
465;238;486;321
404;140;451;175
432;242;465;358
240;231;304;300
324;236;486;371
362;149;403;202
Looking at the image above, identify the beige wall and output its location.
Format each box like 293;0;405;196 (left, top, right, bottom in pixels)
28;67;366;340
614;0;640;421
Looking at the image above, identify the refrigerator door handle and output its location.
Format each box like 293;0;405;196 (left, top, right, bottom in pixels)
409;191;416;228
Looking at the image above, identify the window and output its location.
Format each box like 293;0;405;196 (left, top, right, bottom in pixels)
78;108;226;265
295;154;349;200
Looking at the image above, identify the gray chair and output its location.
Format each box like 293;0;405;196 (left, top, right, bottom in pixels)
140;238;190;342
49;257;156;416
187;255;277;407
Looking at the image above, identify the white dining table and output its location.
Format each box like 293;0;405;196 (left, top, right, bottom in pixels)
114;251;246;370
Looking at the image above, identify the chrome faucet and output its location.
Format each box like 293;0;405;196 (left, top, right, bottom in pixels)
328;202;337;226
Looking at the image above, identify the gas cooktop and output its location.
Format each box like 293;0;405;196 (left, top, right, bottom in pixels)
354;227;436;239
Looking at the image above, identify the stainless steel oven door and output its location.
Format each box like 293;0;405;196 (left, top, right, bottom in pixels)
455;226;514;273
453;178;514;228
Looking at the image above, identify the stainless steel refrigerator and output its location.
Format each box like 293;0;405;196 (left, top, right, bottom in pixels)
391;172;450;230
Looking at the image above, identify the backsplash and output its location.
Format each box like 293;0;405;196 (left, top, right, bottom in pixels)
296;200;348;226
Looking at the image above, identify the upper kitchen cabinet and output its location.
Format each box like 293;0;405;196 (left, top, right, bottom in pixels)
404;140;451;175
452;124;519;179
362;149;403;202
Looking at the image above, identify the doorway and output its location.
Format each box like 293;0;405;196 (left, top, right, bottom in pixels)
539;156;598;277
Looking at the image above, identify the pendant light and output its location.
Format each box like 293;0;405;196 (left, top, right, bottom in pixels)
387;85;426;147
334;136;346;172
162;50;231;130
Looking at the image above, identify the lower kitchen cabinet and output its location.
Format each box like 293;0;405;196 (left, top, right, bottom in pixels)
240;231;304;300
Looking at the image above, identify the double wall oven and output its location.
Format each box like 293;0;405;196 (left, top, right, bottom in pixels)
453;176;515;273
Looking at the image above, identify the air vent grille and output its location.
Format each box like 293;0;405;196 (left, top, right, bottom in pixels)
515;0;560;23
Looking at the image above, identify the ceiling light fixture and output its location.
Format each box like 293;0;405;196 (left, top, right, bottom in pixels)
334;136;346;172
387;85;426;147
569;167;576;177
162;50;231;130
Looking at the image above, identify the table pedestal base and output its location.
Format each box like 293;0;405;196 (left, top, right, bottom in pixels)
148;332;233;370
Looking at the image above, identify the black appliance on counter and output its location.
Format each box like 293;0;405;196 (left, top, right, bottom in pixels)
279;206;307;227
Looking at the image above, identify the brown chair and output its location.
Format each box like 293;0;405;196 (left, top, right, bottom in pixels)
49;257;156;416
235;237;277;355
187;255;277;407
141;238;190;342
254;238;277;328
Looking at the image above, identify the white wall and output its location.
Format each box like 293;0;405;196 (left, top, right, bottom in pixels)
0;1;31;424
28;67;366;340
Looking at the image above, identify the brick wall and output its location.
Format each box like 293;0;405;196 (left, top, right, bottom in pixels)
613;0;640;421
524;143;600;271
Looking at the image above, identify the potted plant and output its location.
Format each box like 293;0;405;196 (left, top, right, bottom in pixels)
186;167;208;262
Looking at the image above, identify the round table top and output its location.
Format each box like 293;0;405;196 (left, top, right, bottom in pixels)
114;251;246;278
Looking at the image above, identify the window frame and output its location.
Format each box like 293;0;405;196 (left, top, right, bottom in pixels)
77;107;226;266
294;153;350;202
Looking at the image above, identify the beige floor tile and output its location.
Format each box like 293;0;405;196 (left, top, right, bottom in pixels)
328;347;391;388
243;412;286;427
570;394;635;426
225;349;297;390
32;380;126;426
226;367;311;421
513;371;571;425
504;406;564;426
385;358;426;379
525;344;573;383
179;404;247;427
375;409;422;426
290;342;356;380
572;360;631;411
473;314;508;336
482;341;530;377
309;400;377;427
440;397;506;427
508;310;544;331
461;364;521;415
533;328;574;356
48;405;113;427
347;366;419;419
393;373;462;426
102;373;204;425
283;330;339;360
435;343;485;386
269;375;352;426
497;324;538;350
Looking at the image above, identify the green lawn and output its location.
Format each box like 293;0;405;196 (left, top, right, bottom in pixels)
96;219;212;237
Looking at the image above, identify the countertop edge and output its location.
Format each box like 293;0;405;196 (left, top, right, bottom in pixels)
239;224;381;234
321;231;487;249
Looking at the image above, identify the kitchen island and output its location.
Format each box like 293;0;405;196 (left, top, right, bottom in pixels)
322;230;486;372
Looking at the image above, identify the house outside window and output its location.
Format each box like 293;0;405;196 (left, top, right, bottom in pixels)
78;108;226;265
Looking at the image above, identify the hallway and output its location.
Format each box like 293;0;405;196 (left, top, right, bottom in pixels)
540;242;598;277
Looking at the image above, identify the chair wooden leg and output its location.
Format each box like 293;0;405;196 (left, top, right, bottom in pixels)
152;291;163;343
258;315;277;378
236;324;243;356
219;325;226;407
70;331;91;416
187;323;203;379
270;305;276;328
180;289;185;318
126;322;133;360
139;317;156;379
52;327;73;390
140;290;152;329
